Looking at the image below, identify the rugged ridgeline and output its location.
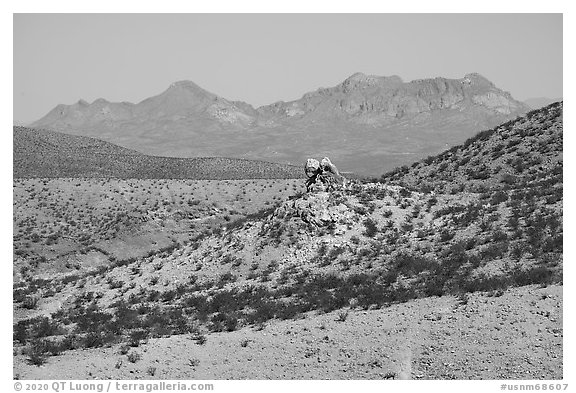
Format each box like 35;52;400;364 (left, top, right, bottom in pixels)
381;101;563;196
14;106;562;378
30;73;529;175
14;126;303;179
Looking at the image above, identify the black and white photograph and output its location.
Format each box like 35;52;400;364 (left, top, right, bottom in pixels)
9;7;566;386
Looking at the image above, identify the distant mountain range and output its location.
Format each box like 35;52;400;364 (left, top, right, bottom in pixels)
13;126;302;179
30;72;530;175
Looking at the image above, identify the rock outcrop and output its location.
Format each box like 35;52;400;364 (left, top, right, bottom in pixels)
291;192;352;227
304;157;345;192
269;190;354;229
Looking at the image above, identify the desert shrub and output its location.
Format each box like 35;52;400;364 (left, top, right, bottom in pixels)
490;190;509;205
119;344;131;355
461;237;477;250
399;220;413;233
457;292;469;305
209;312;238;332
59;334;80;351
220;254;236;265
161;290;177;303
439;229;455;242
193;334;207;345
427;196;438;208
336;310;349;322
27;317;63;340
217;272;237;286
463;271;508;292
511;266;554;287
276;301;303;320
13;321;28;344
542;234;563;253
224;315;238;332
127;351;141;363
415;228;430;239
129;329;148;347
390;252;433;276
507;215;520;230
21;295;39;310
491;230;509;242
108;279;124;290
478;220;493;232
209;290;242;313
480;242;509;260
328;246;346;260
73;304;113;333
399;188;412;198
82;332;106;348
26;339;50;366
250;300;277;324
434;204;467;218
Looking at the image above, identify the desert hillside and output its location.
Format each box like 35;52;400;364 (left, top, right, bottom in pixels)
382;101;562;195
13;178;305;282
13;103;562;379
14;126;303;179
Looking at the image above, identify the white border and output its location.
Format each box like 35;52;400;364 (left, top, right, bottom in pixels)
3;2;572;391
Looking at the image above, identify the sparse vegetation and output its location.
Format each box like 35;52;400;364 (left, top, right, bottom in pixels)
127;351;141;363
336;310;349;322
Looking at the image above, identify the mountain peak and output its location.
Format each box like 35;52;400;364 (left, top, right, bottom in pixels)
345;72;368;81
343;72;403;85
464;72;487;79
462;72;494;87
168;80;206;91
160;80;218;103
340;73;403;93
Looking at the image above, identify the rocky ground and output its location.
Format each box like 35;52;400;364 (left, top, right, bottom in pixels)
14;284;562;380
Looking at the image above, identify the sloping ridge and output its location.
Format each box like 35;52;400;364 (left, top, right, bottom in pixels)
382;101;563;193
13;126;303;179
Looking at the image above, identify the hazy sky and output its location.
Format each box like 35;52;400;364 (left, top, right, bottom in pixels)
13;13;563;124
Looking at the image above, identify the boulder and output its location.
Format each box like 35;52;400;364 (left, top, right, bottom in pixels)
305;158;321;178
270;191;354;228
305;156;345;192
